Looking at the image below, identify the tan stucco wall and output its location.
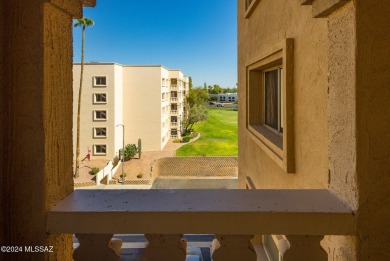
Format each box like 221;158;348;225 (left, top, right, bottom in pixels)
326;3;358;260
73;63;121;159
238;0;329;189
123;66;166;151
239;0;390;260
1;1;81;260
355;0;390;259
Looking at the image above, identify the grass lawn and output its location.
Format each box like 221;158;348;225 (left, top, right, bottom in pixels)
176;107;238;156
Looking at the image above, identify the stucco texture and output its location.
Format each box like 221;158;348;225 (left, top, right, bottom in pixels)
239;0;390;260
1;1;84;260
238;0;329;189
355;0;390;260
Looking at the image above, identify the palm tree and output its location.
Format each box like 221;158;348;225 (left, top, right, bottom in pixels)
74;18;94;178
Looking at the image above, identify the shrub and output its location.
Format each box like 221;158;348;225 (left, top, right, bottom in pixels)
173;139;181;143
90;167;100;175
120;144;137;161
182;136;191;143
137;173;143;179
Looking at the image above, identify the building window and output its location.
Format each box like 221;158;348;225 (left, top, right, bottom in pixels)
94;127;107;138
94;145;107;155
246;38;294;173
93;93;107;104
93;76;107;87
94;110;107;121
264;68;283;133
171;129;178;136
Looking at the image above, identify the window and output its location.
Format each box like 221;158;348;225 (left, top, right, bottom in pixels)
93;93;107;104
246;38;294;173
94;110;107;121
94;127;107;138
264;68;283;133
171;129;178;135
94;145;107;155
93;76;107;87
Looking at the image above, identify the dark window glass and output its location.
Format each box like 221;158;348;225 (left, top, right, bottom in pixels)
95;77;106;85
264;69;279;130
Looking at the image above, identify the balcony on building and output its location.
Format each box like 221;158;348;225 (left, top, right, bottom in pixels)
46;189;356;261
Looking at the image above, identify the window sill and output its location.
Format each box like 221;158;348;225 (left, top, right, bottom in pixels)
248;125;284;170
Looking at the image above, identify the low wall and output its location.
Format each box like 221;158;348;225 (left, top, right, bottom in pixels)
152;157;238;178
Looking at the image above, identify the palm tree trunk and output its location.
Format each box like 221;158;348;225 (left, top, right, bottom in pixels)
75;26;85;178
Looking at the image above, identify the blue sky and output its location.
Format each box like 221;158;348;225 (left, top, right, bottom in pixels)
73;0;237;88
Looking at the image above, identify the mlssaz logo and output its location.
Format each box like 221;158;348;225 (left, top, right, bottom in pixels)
25;246;54;253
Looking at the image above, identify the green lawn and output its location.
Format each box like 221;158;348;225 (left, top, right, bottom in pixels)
176;107;238;156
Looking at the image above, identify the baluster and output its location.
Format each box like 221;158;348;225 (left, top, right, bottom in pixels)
283;235;327;261
143;234;187;261
73;234;121;261
212;235;256;261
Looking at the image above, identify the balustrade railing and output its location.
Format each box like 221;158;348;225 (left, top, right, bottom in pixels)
47;189;355;261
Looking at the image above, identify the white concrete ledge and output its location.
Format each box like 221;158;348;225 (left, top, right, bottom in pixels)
46;189;356;235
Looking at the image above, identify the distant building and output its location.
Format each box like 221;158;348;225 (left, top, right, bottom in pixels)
217;93;238;102
73;63;188;159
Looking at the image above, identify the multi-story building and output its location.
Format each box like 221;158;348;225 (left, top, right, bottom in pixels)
3;1;390;261
72;63;189;159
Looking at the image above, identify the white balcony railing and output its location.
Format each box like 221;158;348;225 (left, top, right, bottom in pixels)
171;97;178;102
171;110;178;115
47;189;355;261
171;122;178;127
171;84;177;89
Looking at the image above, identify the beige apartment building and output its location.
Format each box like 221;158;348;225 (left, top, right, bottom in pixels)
73;63;189;159
2;1;390;261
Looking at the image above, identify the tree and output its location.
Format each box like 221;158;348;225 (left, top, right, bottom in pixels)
189;77;193;90
187;87;210;107
74;17;94;178
210;84;223;94
120;144;138;161
223;87;238;93
183;104;208;134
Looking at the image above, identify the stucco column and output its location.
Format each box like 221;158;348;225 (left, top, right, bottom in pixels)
355;1;390;260
0;0;93;260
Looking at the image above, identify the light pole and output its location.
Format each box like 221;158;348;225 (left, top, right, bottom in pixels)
116;124;125;185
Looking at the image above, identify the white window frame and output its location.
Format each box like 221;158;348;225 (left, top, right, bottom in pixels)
93;93;107;104
94;144;107;155
93;76;107;87
93;127;107;138
93;110;107;121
